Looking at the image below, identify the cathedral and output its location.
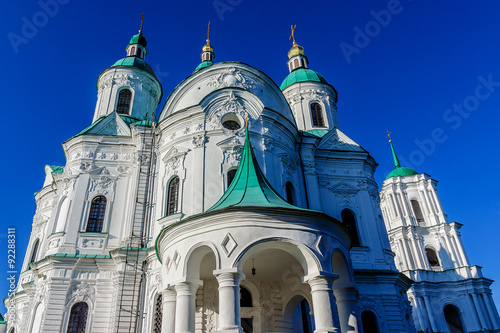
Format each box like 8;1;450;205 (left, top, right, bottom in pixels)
4;23;500;333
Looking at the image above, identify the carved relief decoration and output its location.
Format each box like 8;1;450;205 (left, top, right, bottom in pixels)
66;282;95;306
207;67;256;90
163;146;190;176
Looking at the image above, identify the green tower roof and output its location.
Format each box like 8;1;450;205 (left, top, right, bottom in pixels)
280;68;328;90
195;60;214;71
129;32;147;47
111;56;156;76
207;128;312;212
385;139;418;179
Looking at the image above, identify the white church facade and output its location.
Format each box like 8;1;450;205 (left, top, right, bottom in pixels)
3;24;499;333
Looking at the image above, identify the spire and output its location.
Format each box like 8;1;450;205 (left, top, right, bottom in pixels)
387;131;401;169
207;125;310;212
287;25;308;73
126;14;148;59
199;21;215;67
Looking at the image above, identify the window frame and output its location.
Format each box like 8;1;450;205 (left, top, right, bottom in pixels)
166;176;180;216
66;302;89;333
310;102;326;128
86;196;107;233
115;88;133;115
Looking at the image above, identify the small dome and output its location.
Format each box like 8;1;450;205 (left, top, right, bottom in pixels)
111;56;156;77
194;60;214;71
129;32;147;47
385;167;419;180
280;68;328;90
287;44;305;59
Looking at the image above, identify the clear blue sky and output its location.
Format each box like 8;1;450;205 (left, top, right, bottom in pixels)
2;0;500;315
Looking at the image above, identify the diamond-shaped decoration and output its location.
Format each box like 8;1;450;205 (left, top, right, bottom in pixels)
173;250;181;267
316;235;327;256
221;233;237;257
165;255;172;272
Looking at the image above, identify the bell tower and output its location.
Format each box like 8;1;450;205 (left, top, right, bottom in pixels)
380;133;500;332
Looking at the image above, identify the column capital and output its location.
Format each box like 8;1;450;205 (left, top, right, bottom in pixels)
162;288;176;303
213;268;245;284
303;272;339;287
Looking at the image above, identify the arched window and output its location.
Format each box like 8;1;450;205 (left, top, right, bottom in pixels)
130;46;136;56
425;247;440;267
8;328;14;333
66;302;88;333
116;89;132;114
411;199;425;225
240;286;252;307
310;102;325;127
153;293;163;333
227;169;237;187
166;177;180;215
361;311;379;333
86;196;107;232
286;181;295;205
444;304;465;333
294;59;299;68
29;239;40;264
341;209;360;247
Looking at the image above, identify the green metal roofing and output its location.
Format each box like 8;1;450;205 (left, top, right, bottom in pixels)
208;128;312;212
195;61;214;71
305;129;330;138
280;68;328;90
385;167;419;179
385;140;418;179
111;56;155;76
129;32;147;47
47;165;64;173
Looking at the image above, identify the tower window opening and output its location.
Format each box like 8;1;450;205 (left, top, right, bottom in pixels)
286;181;295;205
66;302;88;333
425;248;440;267
361;311;380;333
116;89;132;114
311;102;325;127
227;169;237;187
86;196;107;232
294;58;299;69
137;48;142;58
153;294;163;333
341;209;360;247
130;46;136;56
444;304;465;332
29;239;40;265
411;199;425;225
166;177;180;215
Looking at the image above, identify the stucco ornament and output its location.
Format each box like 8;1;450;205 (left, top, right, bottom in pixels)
207;67;255;90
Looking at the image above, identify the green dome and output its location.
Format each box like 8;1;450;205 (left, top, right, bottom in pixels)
111;56;155;77
195;61;213;71
129;32;147;47
385;167;419;180
280;68;328;90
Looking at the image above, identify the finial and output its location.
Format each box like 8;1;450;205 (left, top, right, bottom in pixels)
139;13;144;33
206;21;211;45
387;130;392;143
245;114;249;128
387;131;401;169
289;25;297;46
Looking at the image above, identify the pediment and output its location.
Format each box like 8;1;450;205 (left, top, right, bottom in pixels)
162;146;190;163
328;181;358;194
216;136;243;151
86;112;131;137
317;128;365;152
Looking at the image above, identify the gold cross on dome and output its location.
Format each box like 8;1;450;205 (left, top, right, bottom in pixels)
139;13;144;33
289;25;297;46
387;130;392;142
206;21;211;44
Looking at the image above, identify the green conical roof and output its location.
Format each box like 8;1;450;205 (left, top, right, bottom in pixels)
207;128;312;212
385;140;418;179
195;60;214;71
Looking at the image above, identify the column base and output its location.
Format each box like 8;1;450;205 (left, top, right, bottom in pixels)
214;329;243;333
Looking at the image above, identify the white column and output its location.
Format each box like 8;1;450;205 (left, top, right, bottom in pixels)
442;233;459;267
307;273;340;333
452;233;470;266
472;293;488;330
410;236;424;269
423;296;438;332
483;293;500;328
174;281;200;333
162;288;176;333
334;287;359;333
214;268;244;333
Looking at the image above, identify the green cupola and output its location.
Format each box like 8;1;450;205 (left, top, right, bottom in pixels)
195;21;215;71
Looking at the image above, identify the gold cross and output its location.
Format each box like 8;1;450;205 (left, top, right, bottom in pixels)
139;13;144;33
387;130;392;142
289;25;297;46
206;21;211;44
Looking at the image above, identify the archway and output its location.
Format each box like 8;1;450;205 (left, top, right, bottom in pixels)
443;304;465;333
